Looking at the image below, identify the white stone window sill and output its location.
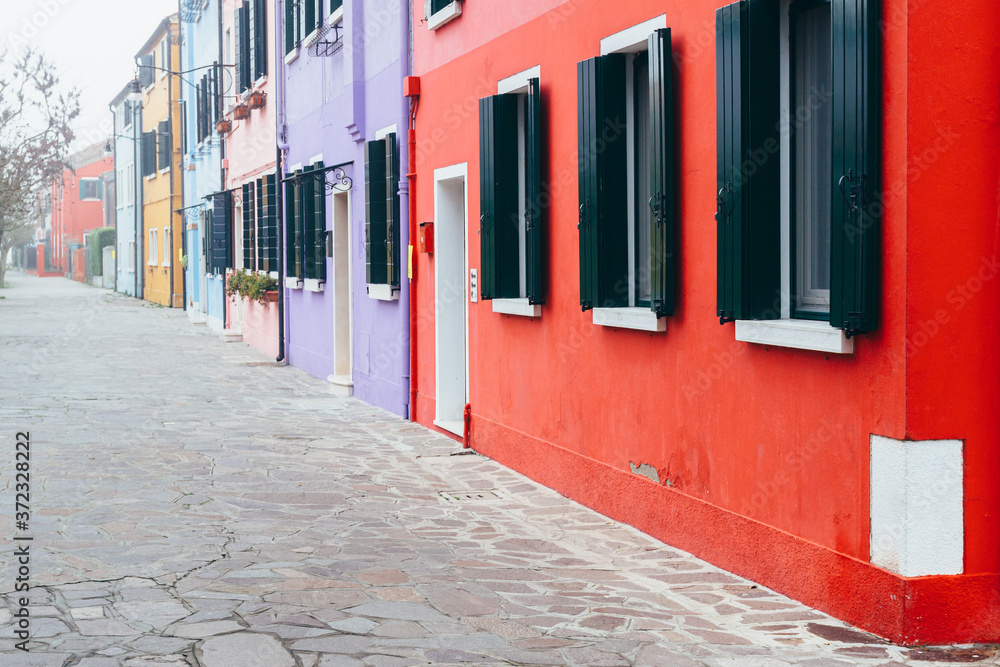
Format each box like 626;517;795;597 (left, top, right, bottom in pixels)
159;167;170;175
735;319;853;354
304;278;324;292
428;1;461;30
285;48;300;65
285;276;303;290
368;284;399;301
328;6;344;25
492;298;540;318
593;307;665;332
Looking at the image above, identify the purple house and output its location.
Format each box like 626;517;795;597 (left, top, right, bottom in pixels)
277;0;411;416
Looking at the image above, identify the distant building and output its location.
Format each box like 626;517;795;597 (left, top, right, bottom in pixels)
135;15;184;307
111;81;142;298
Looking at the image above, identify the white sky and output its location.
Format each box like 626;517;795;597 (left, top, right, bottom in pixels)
2;0;180;151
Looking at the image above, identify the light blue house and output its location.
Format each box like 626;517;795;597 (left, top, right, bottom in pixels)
111;82;141;298
179;0;224;327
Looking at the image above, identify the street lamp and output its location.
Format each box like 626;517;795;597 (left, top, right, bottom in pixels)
126;79;142;103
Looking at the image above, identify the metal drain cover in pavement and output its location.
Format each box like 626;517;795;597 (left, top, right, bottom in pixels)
438;490;500;502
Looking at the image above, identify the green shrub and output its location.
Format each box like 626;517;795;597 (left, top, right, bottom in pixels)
87;227;116;276
225;269;279;305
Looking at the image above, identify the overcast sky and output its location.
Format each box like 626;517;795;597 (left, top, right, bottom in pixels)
3;0;180;151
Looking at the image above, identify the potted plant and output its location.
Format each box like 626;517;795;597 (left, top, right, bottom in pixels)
233;104;250;120
247;91;266;109
216;119;232;134
226;269;279;305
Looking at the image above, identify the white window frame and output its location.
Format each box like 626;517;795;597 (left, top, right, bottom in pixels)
490;66;542;319
733;0;850;354
590;16;667;334
149;229;158;266
159;39;168;80
163;226;172;267
427;0;462;30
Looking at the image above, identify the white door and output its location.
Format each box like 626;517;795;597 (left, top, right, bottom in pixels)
434;164;469;435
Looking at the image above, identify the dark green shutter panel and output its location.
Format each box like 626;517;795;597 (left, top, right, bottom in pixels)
210;191;232;274
304;0;316;35
254;0;267;79
301;168;315;279
158;120;171;171
263;174;277;272
384;136;401;287
330;0;342;12
715;0;781;323
478;94;519;300
577;54;628;311
312;163;326;282
242;182;253;270
365;140;388;285
525;78;545;305
234;5;244;93
241;4;252;91
830;0;880;336
285;0;296;53
256;178;266;270
649;29;676;317
285;178;300;278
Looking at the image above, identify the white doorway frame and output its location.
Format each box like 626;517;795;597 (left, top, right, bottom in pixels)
433;163;469;435
329;190;354;395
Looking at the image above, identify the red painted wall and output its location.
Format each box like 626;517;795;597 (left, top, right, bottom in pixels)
410;0;1000;644
50;156;114;272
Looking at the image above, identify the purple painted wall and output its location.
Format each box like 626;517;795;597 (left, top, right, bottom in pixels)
280;0;411;416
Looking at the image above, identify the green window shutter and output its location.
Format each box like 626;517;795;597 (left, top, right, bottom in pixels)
830;0;880;336
312;163;326;282
242;182;253;270
384;136;401;287
234;5;245;93
525;78;545;305
304;0;316;36
649;29;676;317
715;0;781;323
284;0;296;54
301;168;315;279
264;174;277;272
285;178;300;278
365;140;388;285
577;54;628;311
241;4;252;91
158;120;171;171
256;178;265;271
478;94;519;300
254;0;267;79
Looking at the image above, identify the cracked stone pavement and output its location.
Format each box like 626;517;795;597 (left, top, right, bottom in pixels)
1;273;996;666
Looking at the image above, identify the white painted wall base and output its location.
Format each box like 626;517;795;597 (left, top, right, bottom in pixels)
870;435;964;577
327;374;354;397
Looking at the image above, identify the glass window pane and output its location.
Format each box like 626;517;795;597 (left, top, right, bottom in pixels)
793;0;832;315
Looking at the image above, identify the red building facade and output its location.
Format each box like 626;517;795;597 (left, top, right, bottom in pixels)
410;0;1000;644
48;143;114;273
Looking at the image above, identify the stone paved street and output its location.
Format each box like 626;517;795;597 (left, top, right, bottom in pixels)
0;273;995;666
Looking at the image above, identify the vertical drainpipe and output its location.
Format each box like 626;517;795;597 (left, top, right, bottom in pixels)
275;0;289;363
406;0;418;421
137;89;145;300
168;21;178;309
218;0;227;330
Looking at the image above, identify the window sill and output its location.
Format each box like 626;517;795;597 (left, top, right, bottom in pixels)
735;319;854;354
304;278;324;292
593;307;665;332
368;284;399;301
285;48;300;65
492;298;540;318
328;6;344;25
159;167;170;175
427;2;461;30
304;28;322;48
285;276;303;290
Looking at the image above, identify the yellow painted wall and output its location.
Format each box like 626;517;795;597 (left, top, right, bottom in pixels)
140;16;184;308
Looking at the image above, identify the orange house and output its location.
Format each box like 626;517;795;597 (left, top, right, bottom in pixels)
410;0;1000;644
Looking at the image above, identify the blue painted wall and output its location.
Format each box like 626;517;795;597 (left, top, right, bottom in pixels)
113;90;140;298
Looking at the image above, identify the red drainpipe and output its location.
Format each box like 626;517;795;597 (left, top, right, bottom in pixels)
463;403;472;449
406;78;420;422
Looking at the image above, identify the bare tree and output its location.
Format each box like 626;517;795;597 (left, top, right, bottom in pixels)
0;48;79;286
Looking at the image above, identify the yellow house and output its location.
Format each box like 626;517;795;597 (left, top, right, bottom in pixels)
136;15;183;307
